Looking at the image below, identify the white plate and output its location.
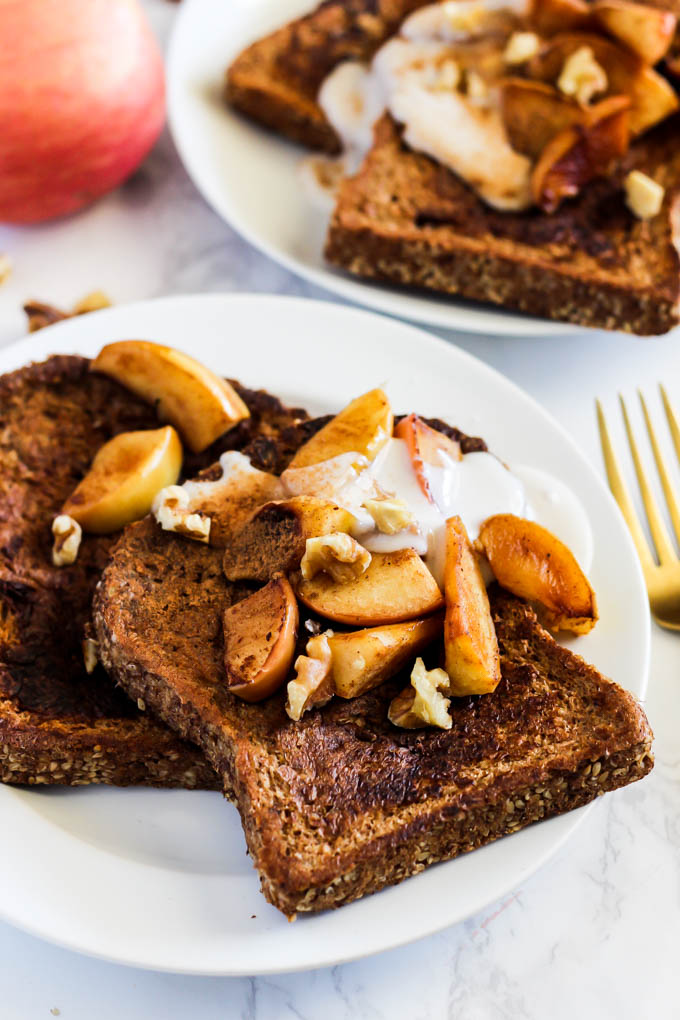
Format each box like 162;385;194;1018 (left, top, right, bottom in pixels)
167;0;578;339
0;294;649;975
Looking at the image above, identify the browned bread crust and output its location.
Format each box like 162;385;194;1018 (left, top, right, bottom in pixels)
94;484;653;916
0;356;309;788
325;114;680;334
225;0;427;152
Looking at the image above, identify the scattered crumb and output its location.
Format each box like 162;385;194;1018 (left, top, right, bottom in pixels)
251;914;256;919
50;1010;61;1017
0;254;12;286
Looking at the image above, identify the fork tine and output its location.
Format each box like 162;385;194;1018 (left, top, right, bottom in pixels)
620;395;677;565
660;385;680;465
639;390;680;548
596;400;654;570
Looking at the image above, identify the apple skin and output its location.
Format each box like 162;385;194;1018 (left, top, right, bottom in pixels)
0;0;165;224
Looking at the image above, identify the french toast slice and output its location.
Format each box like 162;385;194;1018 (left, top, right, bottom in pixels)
326;113;680;334
94;456;653;917
225;0;428;152
0;356;309;788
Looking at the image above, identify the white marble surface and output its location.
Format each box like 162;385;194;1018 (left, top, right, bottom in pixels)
0;2;678;1017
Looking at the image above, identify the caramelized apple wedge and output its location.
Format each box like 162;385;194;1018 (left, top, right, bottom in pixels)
592;0;677;66
394;414;462;502
327;614;444;699
91;340;250;454
223;496;356;581
287;388;393;470
295;548;445;626
477;514;598;633
531;95;630;211
223;576;299;702
62;426;182;534
501;80;587;159
528;32;678;135
443;517;501;696
528;0;591;35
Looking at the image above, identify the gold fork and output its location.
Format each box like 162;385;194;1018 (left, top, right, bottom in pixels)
597;385;680;631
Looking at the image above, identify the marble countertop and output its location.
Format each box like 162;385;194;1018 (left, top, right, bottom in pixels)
0;3;678;1017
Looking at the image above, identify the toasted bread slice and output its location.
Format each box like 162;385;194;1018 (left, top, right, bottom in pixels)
225;0;427;152
326;114;680;334
0;356;309;788
95;488;653;916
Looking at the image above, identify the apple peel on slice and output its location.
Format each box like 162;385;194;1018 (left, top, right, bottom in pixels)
477;514;598;634
223;575;299;703
91;340;250;454
287;388;393;470
62;425;182;534
295;547;445;626
394;413;462;503
444;516;501;697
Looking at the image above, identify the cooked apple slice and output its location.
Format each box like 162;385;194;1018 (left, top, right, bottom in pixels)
478;514;597;633
295;548;444;626
501;79;587;159
287;388;393;470
528;32;678;135
223;496;357;581
327;614;444;699
394;414;462;502
531;95;630;211
62;426;182;534
91;340;250;454
529;0;591;35
223;576;298;702
592;0;677;66
443;516;501;696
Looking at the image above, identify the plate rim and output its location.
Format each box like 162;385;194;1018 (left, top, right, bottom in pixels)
0;292;651;975
165;0;583;340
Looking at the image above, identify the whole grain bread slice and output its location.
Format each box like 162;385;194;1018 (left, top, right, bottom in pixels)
0;355;309;788
225;0;427;152
325;114;680;334
94;477;653;916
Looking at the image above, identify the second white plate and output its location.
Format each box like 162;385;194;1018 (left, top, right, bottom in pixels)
0;294;648;974
167;0;578;339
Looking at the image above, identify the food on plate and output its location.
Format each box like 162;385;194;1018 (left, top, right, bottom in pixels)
0;0;164;224
477;513;598;632
91;340;250;453
287;387;393;469
223;576;299;702
0;342;654;920
61;426;182;535
443;516;501;696
295;547;445;625
226;0;680;333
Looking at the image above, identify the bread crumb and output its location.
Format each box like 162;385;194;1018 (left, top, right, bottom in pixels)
0;254;12;286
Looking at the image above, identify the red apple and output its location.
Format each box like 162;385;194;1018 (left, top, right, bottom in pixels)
0;0;165;224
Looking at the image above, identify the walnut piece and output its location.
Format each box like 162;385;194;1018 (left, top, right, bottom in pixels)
152;485;211;543
300;533;371;583
24;291;112;332
624;170;665;220
388;657;452;729
504;31;540;65
557;46;607;106
286;633;334;721
52;514;82;567
82;637;99;674
363;497;415;535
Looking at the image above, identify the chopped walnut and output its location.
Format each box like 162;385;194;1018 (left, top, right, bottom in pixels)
624;170;665;220
52;514;82;567
432;58;461;91
388;657;452;729
557;46;607;106
0;254;12;286
301;533;371;583
82;637;99;674
504;31;540;65
152;485;211;544
363;498;415;535
286;633;334;721
24;291;112;332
